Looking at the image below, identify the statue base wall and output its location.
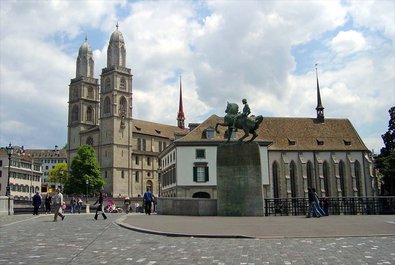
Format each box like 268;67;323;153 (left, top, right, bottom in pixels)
217;143;264;216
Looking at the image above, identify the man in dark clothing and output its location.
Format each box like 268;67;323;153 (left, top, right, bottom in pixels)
32;191;42;215
93;192;107;220
143;188;153;215
306;187;321;218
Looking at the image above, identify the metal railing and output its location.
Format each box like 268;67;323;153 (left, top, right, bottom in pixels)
264;196;395;216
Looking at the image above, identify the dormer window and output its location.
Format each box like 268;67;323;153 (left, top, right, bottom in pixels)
155;129;161;134
316;138;324;145
343;139;351;146
288;138;296;145
135;126;141;131
205;128;215;139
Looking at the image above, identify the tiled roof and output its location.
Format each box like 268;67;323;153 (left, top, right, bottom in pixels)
132;119;188;140
175;115;369;151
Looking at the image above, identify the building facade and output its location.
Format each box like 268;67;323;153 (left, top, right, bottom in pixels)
67;25;186;197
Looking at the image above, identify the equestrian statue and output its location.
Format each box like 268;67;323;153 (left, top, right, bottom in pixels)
215;99;263;143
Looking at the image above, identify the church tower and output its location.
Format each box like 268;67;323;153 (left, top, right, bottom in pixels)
315;66;325;123
99;24;133;196
177;76;185;129
67;37;100;163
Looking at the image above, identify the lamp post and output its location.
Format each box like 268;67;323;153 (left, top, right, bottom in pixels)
6;143;13;215
85;179;89;203
59;169;64;191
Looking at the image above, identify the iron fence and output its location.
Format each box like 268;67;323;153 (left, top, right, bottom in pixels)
265;196;395;216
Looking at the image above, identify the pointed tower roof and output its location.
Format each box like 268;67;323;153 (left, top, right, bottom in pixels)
177;76;185;129
315;64;325;123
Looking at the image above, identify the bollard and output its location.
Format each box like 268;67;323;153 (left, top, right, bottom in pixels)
86;204;90;213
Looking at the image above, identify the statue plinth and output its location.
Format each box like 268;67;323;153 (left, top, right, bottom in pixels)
217;143;264;216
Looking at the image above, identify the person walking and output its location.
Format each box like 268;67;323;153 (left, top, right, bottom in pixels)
306;187;321;218
76;196;83;214
32;191;42;215
93;192;107;220
312;188;326;217
53;188;65;222
44;193;52;214
70;196;77;214
143;188;153;215
124;196;131;214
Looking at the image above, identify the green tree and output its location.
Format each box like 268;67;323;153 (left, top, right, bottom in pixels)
65;145;104;195
47;163;68;184
376;106;395;195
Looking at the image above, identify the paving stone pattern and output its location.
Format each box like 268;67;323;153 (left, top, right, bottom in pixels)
0;214;394;265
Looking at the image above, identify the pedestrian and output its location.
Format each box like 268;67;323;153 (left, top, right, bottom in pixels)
44;193;52;214
312;188;326;217
53;188;65;222
306;187;321;218
323;197;330;216
143;188;153;215
93;191;107;220
124;196;131;214
76;197;83;214
70;196;77;214
32;191;42;215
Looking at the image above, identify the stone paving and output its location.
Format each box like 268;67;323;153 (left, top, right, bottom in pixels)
0;213;394;264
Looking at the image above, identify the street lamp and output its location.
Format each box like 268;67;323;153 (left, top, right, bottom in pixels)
59;169;64;191
6;143;13;215
85;179;89;203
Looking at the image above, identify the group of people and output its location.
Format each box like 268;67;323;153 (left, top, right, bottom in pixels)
306;187;329;218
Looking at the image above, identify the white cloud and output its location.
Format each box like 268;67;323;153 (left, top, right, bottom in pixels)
329;30;367;56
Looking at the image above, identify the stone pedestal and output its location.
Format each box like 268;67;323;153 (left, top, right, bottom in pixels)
217;143;263;216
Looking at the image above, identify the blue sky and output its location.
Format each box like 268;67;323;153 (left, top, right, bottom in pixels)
0;0;394;154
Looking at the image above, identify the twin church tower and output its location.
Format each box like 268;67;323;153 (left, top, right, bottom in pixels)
67;25;185;197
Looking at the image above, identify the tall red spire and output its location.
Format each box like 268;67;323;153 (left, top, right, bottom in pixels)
177;76;185;129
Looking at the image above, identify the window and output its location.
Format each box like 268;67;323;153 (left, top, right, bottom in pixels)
86;106;93;122
272;161;279;198
323;161;330;196
88;86;94;99
135;171;139;182
196;149;205;159
119;97;127;116
355;161;362;196
135;156;139;165
86;137;93;146
193;163;209;182
71;105;79;122
290;161;297;197
0;160;2;167
104;97;111;114
339;160;346;196
306;161;313;189
147;157;151;166
121;170;124;179
105;78;111;91
142;139;146;151
205;128;215;139
120;78;126;90
137;138;141;150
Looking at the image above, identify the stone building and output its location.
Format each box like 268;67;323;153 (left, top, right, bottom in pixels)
67;25;186;197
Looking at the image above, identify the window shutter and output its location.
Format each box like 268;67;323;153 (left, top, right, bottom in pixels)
193;167;197;182
205;167;209;182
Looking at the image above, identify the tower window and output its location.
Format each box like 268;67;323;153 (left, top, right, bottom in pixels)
120;78;126;90
86;137;93;146
104;97;111;114
86;106;93;122
105;78;111;91
71;105;79;122
88;86;94;99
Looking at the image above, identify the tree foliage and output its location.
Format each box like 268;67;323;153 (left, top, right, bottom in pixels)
47;163;68;184
64;145;104;195
376;107;395;195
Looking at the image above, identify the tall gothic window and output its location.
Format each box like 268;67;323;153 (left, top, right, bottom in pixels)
86;106;93;122
120;78;126;90
119;96;127;116
86;137;93;146
323;161;330;196
306;161;313;189
272;161;280;198
104;97;111;114
355;160;362;196
105;78;111;91
88;86;94;99
290;161;297;197
71;105;79;122
339;160;346;196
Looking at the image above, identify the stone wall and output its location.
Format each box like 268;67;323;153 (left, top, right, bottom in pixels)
0;196;14;215
157;197;217;216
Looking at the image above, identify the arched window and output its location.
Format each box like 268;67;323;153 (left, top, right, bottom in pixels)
119;96;127;116
290;161;297;197
272;161;280;198
104;97;111;114
120;78;126;90
323;161;330;196
71;105;79;122
88;86;94;99
146;180;153;192
355;160;362;197
192;192;211;198
339;160;346;196
105;78;111;91
86;106;93;122
306;161;313;189
86;137;93;146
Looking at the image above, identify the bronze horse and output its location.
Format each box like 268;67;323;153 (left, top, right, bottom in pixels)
215;102;263;142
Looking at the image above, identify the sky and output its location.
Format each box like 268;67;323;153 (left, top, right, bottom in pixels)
0;0;394;154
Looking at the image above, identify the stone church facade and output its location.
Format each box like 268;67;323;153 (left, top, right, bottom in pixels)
67;26;186;197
